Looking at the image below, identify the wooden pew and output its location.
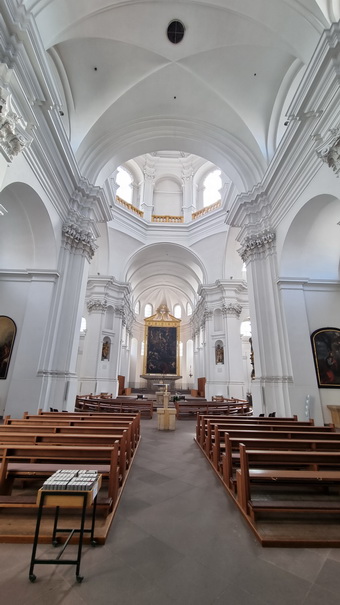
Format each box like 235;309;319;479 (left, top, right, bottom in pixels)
4;419;138;462
75;397;154;418
236;445;340;520
203;419;330;457
22;412;141;449
0;430;130;483
0;443;120;508
196;414;302;447
221;433;340;490
175;400;250;420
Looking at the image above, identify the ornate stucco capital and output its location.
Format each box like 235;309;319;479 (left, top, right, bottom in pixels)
316;125;340;177
62;222;97;261
87;298;108;313
239;230;276;263
222;303;242;318
0;85;30;161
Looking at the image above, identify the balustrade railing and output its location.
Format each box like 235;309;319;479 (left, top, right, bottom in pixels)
151;215;184;223
192;200;221;219
116;196;144;217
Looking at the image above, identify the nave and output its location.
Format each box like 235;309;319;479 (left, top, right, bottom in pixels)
0;417;340;605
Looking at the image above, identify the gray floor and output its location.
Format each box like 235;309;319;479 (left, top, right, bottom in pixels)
1;417;340;604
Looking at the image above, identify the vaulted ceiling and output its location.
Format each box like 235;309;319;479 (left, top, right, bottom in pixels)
27;0;335;190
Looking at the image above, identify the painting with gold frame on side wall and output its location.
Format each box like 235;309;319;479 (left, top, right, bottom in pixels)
311;327;340;388
143;305;180;376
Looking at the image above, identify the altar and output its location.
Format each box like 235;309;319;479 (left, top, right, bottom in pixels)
140;374;182;393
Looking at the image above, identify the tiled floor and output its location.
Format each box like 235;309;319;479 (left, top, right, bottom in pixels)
1;417;340;604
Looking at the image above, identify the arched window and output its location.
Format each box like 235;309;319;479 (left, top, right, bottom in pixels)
134;300;140;315
174;304;182;319
186;302;192;316
179;341;183;357
116;167;133;204
240;319;252;337
141;341;145;356
80;317;86;333
144;303;153;318
203;170;222;207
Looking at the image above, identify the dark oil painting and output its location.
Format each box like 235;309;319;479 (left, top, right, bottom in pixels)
311;327;340;388
146;326;177;375
0;316;16;379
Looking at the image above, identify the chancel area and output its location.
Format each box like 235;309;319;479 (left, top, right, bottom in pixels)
1;1;340;602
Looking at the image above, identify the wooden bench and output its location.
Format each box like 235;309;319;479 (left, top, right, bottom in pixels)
0;443;121;509
208;424;337;473
195;414;302;447
0;430;130;483
4;418;139;459
22;411;141;448
236;445;340;520
175;400;251;420
75;397;153;418
202;419;330;457
221;433;340;490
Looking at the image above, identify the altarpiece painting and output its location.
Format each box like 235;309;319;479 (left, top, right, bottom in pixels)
143;305;180;376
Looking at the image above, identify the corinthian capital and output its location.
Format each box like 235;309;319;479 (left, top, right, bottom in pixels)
87;298;108;313
62;222;97;260
222;303;242;318
0;87;29;161
316;126;340;177
239;230;275;262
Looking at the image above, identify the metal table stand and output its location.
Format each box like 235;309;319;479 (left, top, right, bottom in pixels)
29;476;101;583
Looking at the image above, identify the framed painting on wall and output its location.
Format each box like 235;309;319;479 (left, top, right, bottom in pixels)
311;327;340;388
0;316;17;379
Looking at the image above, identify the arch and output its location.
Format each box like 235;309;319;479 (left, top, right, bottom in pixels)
144;303;153;318
81;118;264;193
280;194;340;280
0;182;57;270
173;304;182;319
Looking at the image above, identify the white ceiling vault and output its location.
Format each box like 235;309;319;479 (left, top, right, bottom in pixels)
27;0;335;189
19;1;339;313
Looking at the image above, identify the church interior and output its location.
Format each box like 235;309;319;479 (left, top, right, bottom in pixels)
0;1;340;603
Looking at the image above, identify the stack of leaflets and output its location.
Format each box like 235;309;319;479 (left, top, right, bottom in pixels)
41;469;99;491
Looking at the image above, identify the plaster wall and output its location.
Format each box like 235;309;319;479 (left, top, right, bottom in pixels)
0;275;56;417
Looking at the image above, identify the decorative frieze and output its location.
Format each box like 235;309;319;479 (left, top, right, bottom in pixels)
222;303;242;318
316;126;340;177
87;298;107;313
239;231;275;262
62;222;97;260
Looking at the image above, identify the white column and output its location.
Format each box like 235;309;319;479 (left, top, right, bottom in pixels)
80;298;107;395
182;166;194;223
141;159;155;221
37;221;96;410
240;230;292;416
222;303;244;399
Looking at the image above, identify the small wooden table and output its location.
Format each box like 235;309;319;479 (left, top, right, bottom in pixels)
29;475;102;583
